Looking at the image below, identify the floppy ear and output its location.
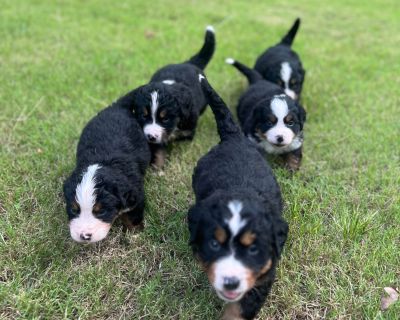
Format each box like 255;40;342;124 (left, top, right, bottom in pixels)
297;103;306;130
272;216;289;258
188;205;203;250
170;84;193;120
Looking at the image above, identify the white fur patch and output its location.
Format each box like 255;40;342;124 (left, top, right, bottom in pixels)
227;200;245;236
206;25;215;33
213;254;249;302
225;57;234;65
258;135;303;155
144;91;164;143
280;62;297;100
70;164;112;243
266;96;294;146
162;79;175;85
198;74;205;82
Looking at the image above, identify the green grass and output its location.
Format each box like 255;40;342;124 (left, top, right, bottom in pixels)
1;0;399;319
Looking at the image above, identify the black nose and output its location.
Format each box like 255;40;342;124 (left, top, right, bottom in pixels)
80;233;92;241
276;135;284;143
147;134;156;142
223;276;240;291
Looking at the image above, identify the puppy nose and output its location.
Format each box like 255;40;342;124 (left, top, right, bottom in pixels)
276;135;284;143
80;233;92;241
223;276;240;291
147;134;156;142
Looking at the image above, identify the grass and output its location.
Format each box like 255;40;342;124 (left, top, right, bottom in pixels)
0;0;399;319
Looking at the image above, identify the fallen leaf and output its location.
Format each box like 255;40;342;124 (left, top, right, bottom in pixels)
380;287;399;311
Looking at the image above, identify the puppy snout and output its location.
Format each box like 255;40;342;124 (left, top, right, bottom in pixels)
276;135;284;144
146;134;157;142
223;276;240;291
80;233;92;241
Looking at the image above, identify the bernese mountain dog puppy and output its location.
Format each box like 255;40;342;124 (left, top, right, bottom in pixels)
254;18;305;101
188;76;288;320
130;26;215;168
63;94;151;243
226;58;306;171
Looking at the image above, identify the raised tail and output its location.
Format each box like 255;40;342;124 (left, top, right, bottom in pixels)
226;58;263;84
187;26;216;70
199;75;242;141
280;18;301;46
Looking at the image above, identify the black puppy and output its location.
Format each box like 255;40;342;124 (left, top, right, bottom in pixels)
131;26;215;168
63;95;151;243
188;76;288;320
227;58;306;170
254;18;305;100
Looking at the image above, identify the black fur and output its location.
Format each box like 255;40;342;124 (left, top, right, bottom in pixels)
188;77;288;319
63;95;151;242
229;59;306;170
254;18;305;100
129;27;216;168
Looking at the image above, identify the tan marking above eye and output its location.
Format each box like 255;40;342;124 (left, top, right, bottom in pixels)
215;227;227;244
278;80;284;86
240;231;256;246
143;108;149;116
159;109;167;119
71;201;79;211
267;114;277;124
93;203;102;213
290;78;297;85
284;114;294;123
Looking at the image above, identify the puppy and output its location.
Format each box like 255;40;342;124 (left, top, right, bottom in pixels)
63;95;151;243
188;76;288;320
227;58;306;170
130;26;215;168
254;18;305;100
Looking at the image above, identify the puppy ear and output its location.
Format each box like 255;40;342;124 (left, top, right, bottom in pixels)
272;216;289;258
188;205;203;250
119;86;143;114
297;103;306;129
170;84;193;120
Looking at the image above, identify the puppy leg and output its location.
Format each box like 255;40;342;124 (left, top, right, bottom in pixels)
283;147;302;171
120;200;145;232
150;144;167;169
221;303;244;320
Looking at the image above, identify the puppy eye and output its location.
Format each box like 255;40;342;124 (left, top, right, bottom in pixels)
290;79;297;85
70;202;80;215
277;80;283;86
248;244;259;255
266;120;273;126
209;239;221;252
287;120;295;127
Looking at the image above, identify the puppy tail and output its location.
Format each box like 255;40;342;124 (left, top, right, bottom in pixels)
280;18;301;46
225;58;263;84
198;75;242;141
187;26;216;70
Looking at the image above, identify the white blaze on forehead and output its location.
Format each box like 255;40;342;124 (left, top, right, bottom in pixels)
143;90;164;143
70;164;111;243
150;91;159;120
162;79;175;85
270;95;289;120
227;200;245;236
75;164;100;211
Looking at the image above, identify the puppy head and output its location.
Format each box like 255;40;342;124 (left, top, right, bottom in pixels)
269;60;305;100
131;83;192;144
188;198;288;302
252;95;306;148
63;164;131;243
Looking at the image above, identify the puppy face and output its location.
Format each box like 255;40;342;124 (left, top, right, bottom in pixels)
252;95;305;154
189;199;287;302
268;61;305;100
64;164;125;243
132;84;184;144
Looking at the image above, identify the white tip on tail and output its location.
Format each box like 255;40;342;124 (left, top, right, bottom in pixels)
225;58;235;65
206;25;215;33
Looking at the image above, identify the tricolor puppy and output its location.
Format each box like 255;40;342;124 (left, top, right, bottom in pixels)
254;18;305;100
63;96;151;243
130;26;215;168
188;76;288;320
227;58;306;170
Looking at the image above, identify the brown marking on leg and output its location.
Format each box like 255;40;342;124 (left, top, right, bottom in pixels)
239;231;256;246
283;147;302;171
152;147;167;169
120;213;144;232
215;227;227;244
221;303;244;320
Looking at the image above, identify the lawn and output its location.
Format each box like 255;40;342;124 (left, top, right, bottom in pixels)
0;0;399;319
